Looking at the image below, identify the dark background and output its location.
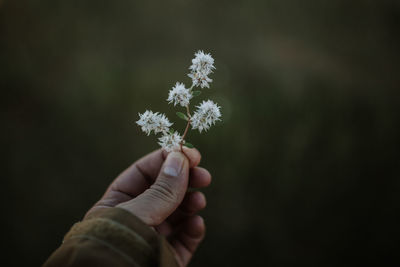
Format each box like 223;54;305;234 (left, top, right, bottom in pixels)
1;0;399;266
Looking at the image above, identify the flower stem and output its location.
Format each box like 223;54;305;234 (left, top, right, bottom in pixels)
180;105;191;151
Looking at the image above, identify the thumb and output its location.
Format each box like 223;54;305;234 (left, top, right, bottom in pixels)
117;151;189;226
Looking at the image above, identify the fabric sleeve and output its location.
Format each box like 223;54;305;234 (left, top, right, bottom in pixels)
43;208;179;267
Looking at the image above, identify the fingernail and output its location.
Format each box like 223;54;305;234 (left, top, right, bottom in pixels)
163;152;185;177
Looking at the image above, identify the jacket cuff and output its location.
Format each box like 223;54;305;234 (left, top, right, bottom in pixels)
64;207;178;267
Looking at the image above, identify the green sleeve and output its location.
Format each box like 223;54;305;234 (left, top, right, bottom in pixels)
43;208;179;267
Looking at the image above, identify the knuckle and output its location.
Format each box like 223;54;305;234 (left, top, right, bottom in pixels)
149;180;178;204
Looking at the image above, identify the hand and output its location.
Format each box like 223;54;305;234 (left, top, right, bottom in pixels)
85;148;211;267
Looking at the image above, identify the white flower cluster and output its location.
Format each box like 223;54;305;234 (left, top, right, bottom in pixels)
167;82;192;107
136;50;221;152
158;132;182;152
136;110;172;136
188;50;215;88
136;111;181;152
191;100;222;133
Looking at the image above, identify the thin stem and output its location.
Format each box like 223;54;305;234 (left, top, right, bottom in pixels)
180;105;191;151
179;84;195;151
185;105;191;119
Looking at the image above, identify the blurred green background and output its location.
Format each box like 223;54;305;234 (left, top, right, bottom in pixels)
1;0;399;266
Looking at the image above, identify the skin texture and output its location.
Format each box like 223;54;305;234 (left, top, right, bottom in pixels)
85;148;211;267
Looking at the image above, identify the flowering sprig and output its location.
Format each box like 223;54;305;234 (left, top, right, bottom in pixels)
136;50;222;152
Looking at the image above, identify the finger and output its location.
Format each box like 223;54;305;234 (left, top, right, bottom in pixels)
155;192;206;238
189;167;212;188
180;191;207;213
134;148;201;179
169;215;205;266
118;151;190;226
166;192;206;226
181;147;202;168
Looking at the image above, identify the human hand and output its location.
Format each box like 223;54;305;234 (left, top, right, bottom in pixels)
85;148;211;267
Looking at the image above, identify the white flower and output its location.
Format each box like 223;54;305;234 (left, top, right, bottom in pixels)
188;50;215;89
188;72;213;89
167;82;193;107
158;132;182;152
136;110;172;135
189;50;215;74
191;100;221;133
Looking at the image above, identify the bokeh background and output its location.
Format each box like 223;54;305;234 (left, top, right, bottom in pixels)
1;0;400;266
